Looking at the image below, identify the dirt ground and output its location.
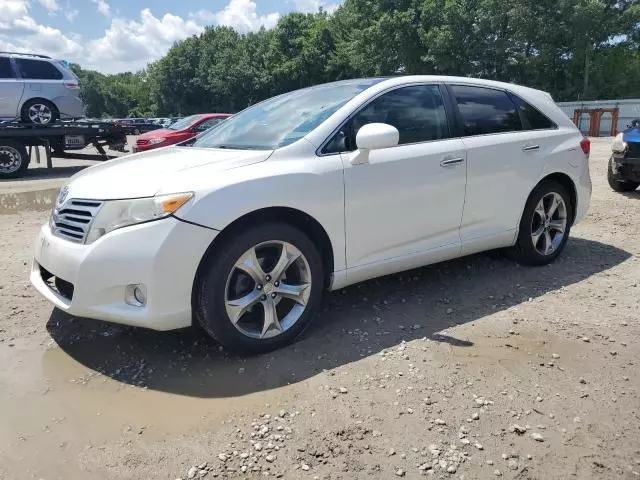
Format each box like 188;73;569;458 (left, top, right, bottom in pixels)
0;137;638;480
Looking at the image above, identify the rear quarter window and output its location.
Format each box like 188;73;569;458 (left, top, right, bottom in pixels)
451;85;523;136
15;59;63;80
510;95;557;130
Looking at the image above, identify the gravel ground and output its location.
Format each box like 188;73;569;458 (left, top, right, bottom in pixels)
0;137;638;480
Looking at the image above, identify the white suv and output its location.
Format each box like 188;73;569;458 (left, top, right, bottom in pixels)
31;76;592;353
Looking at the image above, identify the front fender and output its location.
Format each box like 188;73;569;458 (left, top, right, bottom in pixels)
175;155;347;271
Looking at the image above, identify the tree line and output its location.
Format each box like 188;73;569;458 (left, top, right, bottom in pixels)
72;0;640;119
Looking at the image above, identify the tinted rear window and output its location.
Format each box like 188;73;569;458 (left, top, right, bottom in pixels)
451;85;522;136
511;95;556;130
15;59;63;80
0;57;15;78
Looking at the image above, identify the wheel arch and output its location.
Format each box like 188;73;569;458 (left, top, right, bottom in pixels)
191;206;335;314
537;172;578;225
20;97;59;119
513;171;578;244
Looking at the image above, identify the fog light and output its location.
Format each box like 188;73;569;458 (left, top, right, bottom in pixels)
125;284;147;307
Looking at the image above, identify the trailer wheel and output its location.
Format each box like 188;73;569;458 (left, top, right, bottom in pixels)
0;141;29;179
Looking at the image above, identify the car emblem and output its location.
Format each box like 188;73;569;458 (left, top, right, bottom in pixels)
57;186;69;206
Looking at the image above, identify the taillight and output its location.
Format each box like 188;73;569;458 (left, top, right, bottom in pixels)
580;136;590;156
64;81;80;89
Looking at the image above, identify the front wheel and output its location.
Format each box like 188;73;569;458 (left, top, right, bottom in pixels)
607;157;639;192
195;223;324;354
509;180;573;266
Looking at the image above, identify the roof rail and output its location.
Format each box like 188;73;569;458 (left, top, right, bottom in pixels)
0;51;52;59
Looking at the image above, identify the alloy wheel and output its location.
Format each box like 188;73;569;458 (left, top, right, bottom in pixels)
224;241;312;339
530;192;567;256
28;104;53;125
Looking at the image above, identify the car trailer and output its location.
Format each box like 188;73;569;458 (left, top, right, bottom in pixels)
0;121;127;179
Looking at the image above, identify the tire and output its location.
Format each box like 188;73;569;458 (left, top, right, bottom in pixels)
195;223;324;354
133;128;140;135
607;157;639;192
0;141;29;179
21;99;59;125
509;180;573;266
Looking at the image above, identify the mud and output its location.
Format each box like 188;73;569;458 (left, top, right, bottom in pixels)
0;138;639;479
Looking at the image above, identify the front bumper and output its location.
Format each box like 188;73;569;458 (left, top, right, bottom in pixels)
31;217;217;331
611;154;640;183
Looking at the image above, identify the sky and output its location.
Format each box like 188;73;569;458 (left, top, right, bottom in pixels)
0;0;341;74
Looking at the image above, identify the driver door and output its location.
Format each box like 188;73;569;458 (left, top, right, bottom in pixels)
331;84;467;281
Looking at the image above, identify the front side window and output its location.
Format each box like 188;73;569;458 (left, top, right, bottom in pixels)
14;59;63;80
0;57;15;79
451;85;522;136
510;95;556;130
324;84;450;153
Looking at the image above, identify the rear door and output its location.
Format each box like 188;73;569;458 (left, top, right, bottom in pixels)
448;84;539;254
0;57;24;118
13;58;64;109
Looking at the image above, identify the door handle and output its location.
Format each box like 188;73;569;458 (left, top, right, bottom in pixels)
522;144;540;151
440;157;465;167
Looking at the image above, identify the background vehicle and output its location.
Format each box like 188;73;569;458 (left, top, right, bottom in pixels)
114;118;162;135
153;117;173;128
133;113;230;152
0;120;127;178
31;77;590;354
0;52;85;125
608;119;640;192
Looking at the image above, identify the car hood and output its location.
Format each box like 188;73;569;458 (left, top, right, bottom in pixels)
137;128;175;139
65;147;272;200
623;127;640;143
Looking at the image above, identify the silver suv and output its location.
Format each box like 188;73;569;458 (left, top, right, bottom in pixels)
0;52;85;125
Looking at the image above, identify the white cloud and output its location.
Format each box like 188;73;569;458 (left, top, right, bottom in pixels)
38;0;59;12
0;0;29;28
92;0;110;17
85;8;203;73
290;0;340;13
0;0;82;58
194;0;280;33
65;9;79;22
1;0;340;74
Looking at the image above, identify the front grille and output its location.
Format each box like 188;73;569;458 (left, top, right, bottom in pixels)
136;139;150;145
51;198;103;243
627;142;640;159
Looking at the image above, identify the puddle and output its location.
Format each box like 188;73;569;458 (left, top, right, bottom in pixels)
0;188;57;214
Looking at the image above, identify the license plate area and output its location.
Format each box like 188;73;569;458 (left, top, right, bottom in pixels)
64;135;85;148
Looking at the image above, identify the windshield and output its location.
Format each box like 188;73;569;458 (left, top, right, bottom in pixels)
168;114;202;131
192;79;383;150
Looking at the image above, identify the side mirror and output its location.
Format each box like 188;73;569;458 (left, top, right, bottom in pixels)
350;123;399;165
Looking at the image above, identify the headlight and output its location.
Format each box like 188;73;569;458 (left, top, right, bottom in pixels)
611;133;627;153
85;192;193;244
149;138;164;145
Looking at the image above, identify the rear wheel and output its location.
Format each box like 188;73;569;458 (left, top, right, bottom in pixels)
195;223;324;354
21;99;59;125
0;141;29;179
607;157;639;192
509;180;573;266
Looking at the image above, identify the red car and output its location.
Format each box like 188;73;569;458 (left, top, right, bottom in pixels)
132;113;231;153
